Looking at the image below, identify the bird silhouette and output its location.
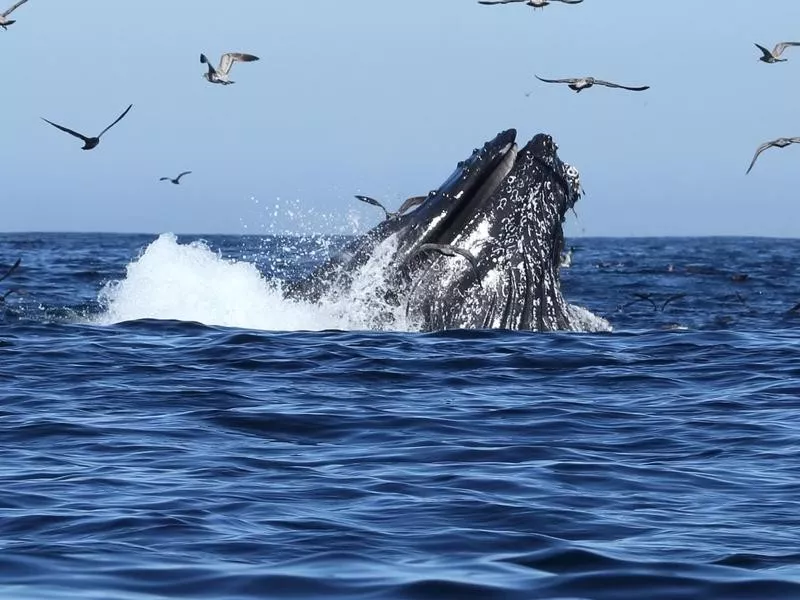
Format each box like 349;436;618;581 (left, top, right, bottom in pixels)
160;171;192;185
41;104;133;150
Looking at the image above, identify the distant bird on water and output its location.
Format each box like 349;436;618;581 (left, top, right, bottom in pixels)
41;104;133;150
745;137;800;174
160;171;192;185
0;0;29;30
754;42;800;63
354;194;428;220
200;52;259;85
535;75;649;93
479;0;583;6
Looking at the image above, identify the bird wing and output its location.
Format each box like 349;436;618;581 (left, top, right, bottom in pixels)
478;0;527;4
218;52;259;76
1;0;28;17
159;177;170;181
660;293;686;311
0;257;20;283
354;195;391;219
773;42;800;57
754;43;774;59
535;75;577;84
175;171;192;181
594;79;650;91
553;0;583;3
200;53;216;75
41;118;90;142
97;104;133;138
630;293;658;311
746;139;779;174
416;243;480;278
396;195;427;215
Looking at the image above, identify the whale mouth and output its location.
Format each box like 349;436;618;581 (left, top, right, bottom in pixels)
396;129;581;261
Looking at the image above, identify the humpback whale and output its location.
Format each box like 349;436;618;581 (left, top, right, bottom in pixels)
285;128;589;332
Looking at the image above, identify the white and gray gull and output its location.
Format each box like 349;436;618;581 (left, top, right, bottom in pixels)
0;0;29;30
200;52;260;85
536;75;649;93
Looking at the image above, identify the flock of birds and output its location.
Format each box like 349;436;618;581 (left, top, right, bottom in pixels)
478;0;800;174
0;0;263;302
2;1;799;316
4;0;260;185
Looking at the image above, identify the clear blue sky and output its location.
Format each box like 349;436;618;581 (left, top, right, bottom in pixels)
3;0;800;237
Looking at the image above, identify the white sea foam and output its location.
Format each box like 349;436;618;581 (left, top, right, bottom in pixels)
94;233;413;332
94;233;608;333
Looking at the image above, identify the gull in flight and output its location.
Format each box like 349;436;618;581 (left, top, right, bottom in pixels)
200;52;259;85
754;42;800;64
478;0;583;6
354;194;428;220
414;243;480;279
535;75;649;93
160;171;192;185
0;0;29;30
41;104;133;150
746;137;800;174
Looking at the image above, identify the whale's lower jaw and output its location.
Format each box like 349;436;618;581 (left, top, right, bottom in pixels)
285;128;584;332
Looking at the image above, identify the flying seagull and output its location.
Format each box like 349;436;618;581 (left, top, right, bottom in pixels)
354;194;428;219
746;137;800;174
754;42;800;63
0;0;29;30
535;75;649;93
41;104;133;150
160;171;192;185
200;52;259;85
414;243;480;279
478;0;583;6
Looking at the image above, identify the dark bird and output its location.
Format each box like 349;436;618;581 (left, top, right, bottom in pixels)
788;301;800;314
623;292;686;312
0;0;29;30
478;0;583;6
755;42;800;63
413;243;480;279
160;171;192;185
200;52;259;85
41;104;133;150
536;75;649;93
0;257;20;283
746;137;800;174
354;194;428;219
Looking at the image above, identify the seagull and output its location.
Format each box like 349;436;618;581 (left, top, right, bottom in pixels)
160;171;192;185
414;243;480;279
754;42;800;63
0;0;29;30
200;52;259;85
745;137;800;174
622;292;686;312
41;104;133;150
535;75;649;93
478;0;583;6
354;194;428;219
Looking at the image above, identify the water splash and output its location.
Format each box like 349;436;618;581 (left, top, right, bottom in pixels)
95;233;413;331
94;233;605;333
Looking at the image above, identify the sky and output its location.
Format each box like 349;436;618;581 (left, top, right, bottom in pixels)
3;0;800;237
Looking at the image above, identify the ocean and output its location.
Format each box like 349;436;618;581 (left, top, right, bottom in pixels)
2;232;799;599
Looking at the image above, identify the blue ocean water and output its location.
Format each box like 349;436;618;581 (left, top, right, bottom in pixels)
2;232;800;599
